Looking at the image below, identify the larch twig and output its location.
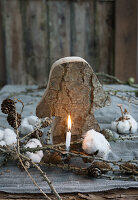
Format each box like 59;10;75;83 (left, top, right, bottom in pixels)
16;152;51;200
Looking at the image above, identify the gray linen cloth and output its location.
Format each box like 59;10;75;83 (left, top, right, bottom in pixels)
0;85;137;193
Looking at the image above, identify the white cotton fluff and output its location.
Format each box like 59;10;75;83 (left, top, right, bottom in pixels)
0;130;4;140
20;116;40;135
82;129;111;159
0;140;6;146
111;113;137;134
4;128;17;145
27;116;40;126
24;138;43;163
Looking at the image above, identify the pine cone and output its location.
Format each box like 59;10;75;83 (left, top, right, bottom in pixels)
87;161;111;177
7;111;21;129
1;98;15;114
31;129;43;138
87;165;102;177
92;161;111;172
17;160;30;171
41;118;52;128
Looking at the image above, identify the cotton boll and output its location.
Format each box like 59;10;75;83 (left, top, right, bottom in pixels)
117;120;130;134
20;116;40;135
4;128;17;145
82;129;111;159
111;121;117;132
0;130;4;140
124;114;137;134
111;113;137;134
24;138;43;163
27;116;40;126
20;118;34;135
27;153;42;163
129;119;137;134
0;140;6;146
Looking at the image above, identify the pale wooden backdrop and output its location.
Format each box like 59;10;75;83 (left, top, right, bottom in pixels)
0;0;137;86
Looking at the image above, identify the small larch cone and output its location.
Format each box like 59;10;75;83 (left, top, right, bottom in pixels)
7;111;21;129
1;98;15;114
36;57;110;144
87;161;111;177
31;129;43;138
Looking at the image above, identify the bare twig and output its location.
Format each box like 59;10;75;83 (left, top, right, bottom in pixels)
20;126;41;141
14;98;24;114
117;104;124;118
20;154;62;200
101;174;138;181
16;152;51;200
107;91;138;105
14;98;20;154
40;162;86;174
96;72;138;89
20;118;52;141
114;135;138;141
52;139;83;148
96;72;125;84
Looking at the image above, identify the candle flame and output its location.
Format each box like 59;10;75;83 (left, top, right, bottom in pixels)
68;115;71;130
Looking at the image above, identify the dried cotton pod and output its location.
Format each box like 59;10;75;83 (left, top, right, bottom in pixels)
111;105;137;134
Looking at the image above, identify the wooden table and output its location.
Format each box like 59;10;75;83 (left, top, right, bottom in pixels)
0;189;138;200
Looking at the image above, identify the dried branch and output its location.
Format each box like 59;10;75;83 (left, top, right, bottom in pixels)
20;118;52;141
96;72;138;88
20;154;62;200
101;174;138;181
14;103;20;154
52;139;83;148
96;72;125;84
113;135;138;142
16;152;51;200
40;162;86;175
107;91;138;105
14;98;24;114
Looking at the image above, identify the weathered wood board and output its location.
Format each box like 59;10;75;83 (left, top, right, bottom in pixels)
48;1;70;66
115;0;137;82
20;0;49;85
1;0;25;84
0;2;6;87
0;189;138;200
96;1;115;74
0;0;115;85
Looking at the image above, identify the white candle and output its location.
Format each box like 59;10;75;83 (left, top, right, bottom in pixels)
66;131;71;151
66;115;72;151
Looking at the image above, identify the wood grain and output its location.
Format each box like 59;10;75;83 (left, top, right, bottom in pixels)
95;0;115;74
0;189;138;199
115;0;137;82
0;0;128;85
71;1;96;70
48;0;70;66
0;1;6;87
1;0;25;84
21;0;49;85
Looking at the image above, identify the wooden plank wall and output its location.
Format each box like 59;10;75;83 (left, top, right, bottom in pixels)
0;0;115;85
115;0;137;82
0;1;6;87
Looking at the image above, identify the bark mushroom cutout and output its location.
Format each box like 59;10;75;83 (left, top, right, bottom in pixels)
36;57;110;144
